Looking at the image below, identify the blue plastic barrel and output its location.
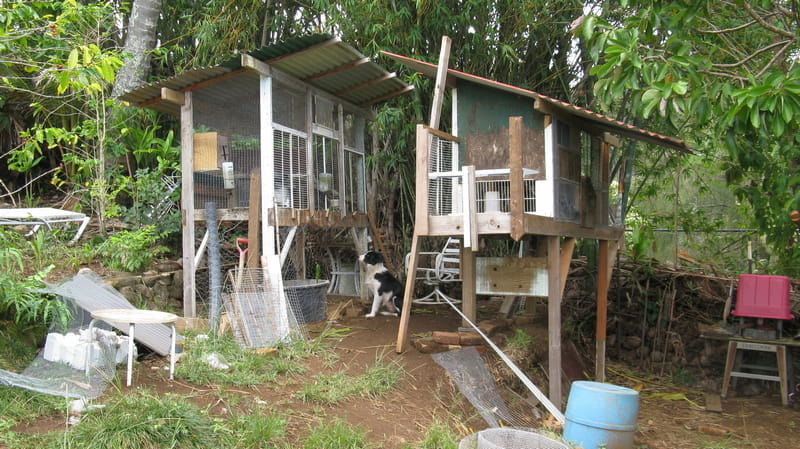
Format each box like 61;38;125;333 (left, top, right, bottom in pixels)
563;381;639;449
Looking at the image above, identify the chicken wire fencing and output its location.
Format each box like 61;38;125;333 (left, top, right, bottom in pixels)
433;347;543;430
221;268;311;349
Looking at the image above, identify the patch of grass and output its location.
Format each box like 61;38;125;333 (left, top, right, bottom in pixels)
303;418;371;449
0;322;42;370
64;390;219;449
694;437;744;449
0;386;66;425
178;327;349;387
413;420;459;449
299;371;351;404
506;328;533;351
0;390;64;449
225;405;287;448
299;353;403;405
178;333;279;386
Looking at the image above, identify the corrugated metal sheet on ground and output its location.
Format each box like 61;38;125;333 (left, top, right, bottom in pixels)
43;270;180;356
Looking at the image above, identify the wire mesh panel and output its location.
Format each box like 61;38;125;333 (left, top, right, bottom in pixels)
476;178;510;213
230;138;261;207
524;179;537;213
274;127;308;209
194;221;247;314
221;268;308;349
428;134;459;216
313;134;340;211
343;149;365;213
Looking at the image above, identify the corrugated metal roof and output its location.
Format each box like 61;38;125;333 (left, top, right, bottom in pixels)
381;50;690;152
120;34;413;115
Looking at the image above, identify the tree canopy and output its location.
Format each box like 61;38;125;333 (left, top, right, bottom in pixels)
580;0;800;274
2;0;799;275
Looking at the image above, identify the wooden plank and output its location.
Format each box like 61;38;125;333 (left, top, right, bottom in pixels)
704;393;723;413
476;257;547;296
596;239;609;381
461;244;477;326
547;235;563;408
246;170;261;268
509;116;524;241
463;165;478;248
160;87;184;105
260;74;276;258
415;125;430;235
396;233;420;353
424;126;460;143
559;237;576;296
426;212;625;240
180;91;196;318
429;36;452;130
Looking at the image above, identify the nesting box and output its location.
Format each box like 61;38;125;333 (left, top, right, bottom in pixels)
193;132;230;170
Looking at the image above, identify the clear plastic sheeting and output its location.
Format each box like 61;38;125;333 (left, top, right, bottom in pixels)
0;302;119;400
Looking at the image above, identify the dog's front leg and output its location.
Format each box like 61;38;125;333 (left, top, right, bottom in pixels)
365;294;382;318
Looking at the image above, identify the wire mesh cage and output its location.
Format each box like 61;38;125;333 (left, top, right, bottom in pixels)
221;268;308;349
428;134;459;216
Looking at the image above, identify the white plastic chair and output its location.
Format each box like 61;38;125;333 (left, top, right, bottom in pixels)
407;237;462;305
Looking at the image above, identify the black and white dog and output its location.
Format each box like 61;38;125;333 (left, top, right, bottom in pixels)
359;251;404;318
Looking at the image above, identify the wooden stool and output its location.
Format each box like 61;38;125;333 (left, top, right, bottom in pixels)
721;340;789;406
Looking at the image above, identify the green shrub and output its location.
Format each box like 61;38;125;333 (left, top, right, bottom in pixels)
0;246;68;329
97;225;168;272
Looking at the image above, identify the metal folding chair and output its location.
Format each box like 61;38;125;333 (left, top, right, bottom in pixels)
407;237;462;305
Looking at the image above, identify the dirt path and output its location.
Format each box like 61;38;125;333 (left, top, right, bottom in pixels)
13;297;800;448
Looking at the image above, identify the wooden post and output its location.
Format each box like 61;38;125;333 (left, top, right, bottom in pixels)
461;244;477;326
246;170;261;268
180;91;196;318
463;165;478;248
509;117;524;241
429;36;451;130
396;233;420;353
596;239;609;382
547;235;563;408
560;237;576;296
415;125;430;235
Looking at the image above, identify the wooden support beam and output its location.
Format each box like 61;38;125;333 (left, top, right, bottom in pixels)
463;165;478;248
304;57;370;82
246;170;261;268
180;91;196;318
509;116;524;241
161;87;184;105
559;237;576;296
335;72;396;97
415;125;430;235
396;233;420;353
547;236;563;408
596;239;610;382
429;36;451;130
461;244;476;326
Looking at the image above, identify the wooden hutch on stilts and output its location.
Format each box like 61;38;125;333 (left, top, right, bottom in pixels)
120;35;413;324
384;38;689;408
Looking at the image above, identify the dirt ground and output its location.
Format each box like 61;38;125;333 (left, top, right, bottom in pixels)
12;296;800;448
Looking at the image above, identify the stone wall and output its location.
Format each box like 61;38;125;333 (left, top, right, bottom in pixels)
105;265;183;310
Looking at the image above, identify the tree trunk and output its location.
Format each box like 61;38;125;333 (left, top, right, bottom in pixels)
111;0;163;98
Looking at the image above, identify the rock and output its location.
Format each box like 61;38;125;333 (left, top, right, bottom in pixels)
157;261;182;272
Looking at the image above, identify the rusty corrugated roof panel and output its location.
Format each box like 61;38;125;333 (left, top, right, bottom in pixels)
120;34;413;115
381;50;690;152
